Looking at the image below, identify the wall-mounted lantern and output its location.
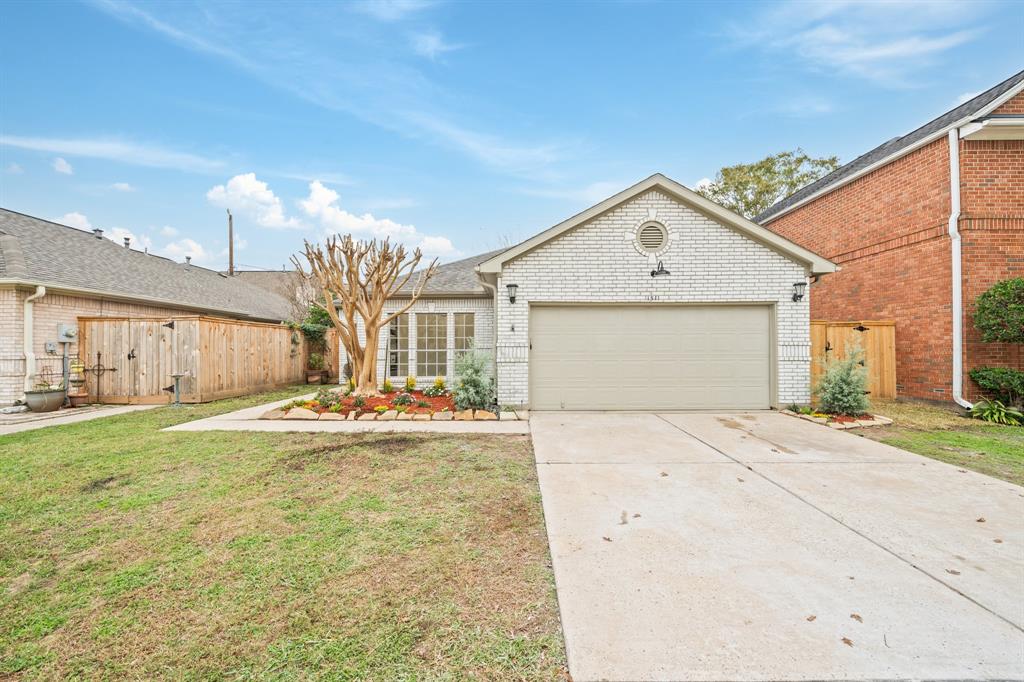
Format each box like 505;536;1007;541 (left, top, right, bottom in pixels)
507;283;518;304
792;281;807;302
650;261;670;277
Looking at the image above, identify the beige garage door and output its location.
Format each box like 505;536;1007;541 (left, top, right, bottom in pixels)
529;305;772;410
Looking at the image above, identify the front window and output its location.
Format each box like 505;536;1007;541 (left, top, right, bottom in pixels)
454;312;475;359
388;314;409;378
416;313;447;378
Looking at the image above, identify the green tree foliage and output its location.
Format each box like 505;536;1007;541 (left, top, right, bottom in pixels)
973;278;1024;344
696;148;840;220
969;366;1024;408
453;348;495;410
814;343;870;416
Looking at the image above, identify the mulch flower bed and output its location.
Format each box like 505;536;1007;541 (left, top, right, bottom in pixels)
291;389;456;418
782;408;892;429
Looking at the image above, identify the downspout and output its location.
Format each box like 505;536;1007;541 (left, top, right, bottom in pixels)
477;272;500;386
947;129;972;409
22;285;46;396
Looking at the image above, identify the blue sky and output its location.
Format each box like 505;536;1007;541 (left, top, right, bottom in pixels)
1;0;1021;269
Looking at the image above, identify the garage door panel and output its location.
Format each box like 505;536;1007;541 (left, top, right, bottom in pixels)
530;305;772;410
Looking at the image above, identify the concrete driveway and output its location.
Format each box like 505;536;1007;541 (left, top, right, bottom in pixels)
531;412;1024;681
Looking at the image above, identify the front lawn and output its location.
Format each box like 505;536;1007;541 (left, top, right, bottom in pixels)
861;398;1024;485
0;387;566;679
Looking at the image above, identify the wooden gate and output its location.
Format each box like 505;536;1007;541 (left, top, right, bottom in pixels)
79;316;304;403
811;320;896;399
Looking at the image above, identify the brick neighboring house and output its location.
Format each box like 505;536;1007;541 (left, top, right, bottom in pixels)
0;209;292;406
758;70;1024;405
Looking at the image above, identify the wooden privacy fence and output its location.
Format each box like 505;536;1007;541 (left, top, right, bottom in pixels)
78;316;306;404
811;320;897;399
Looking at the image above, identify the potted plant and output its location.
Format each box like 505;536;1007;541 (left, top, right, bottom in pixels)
306;352;325;384
67;358;89;407
25;379;67;413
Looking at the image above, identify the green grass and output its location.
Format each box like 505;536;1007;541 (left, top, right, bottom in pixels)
0;387;566;680
862;398;1024;485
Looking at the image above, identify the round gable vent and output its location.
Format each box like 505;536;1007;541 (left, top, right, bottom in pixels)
637;221;667;253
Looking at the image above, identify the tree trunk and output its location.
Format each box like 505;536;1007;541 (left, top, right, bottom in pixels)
354;324;380;395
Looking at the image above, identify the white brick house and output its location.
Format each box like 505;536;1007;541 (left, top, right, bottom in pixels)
350;174;836;410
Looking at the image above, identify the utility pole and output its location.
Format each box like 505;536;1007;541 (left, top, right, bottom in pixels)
226;209;234;276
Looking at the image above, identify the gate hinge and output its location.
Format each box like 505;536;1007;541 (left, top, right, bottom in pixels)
162;384;175;393
162;321;175;330
853;324;869;332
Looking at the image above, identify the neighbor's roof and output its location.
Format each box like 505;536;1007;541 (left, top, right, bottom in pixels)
477;173;837;276
0;208;293;322
397;248;505;296
757;69;1024;224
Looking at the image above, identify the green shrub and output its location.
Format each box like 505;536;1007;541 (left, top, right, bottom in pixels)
969;366;1024;408
404;376;416;392
391;392;414;406
416;400;431;408
970;399;1023;426
973;278;1024;344
814;343;870;416
423;377;447;397
452;348;495;410
374;405;388;414
353;395;366;408
314;386;342;409
382;378;394;393
307;353;324;371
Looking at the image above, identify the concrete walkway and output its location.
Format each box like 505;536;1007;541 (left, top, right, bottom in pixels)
0;404;156;436
532;411;1024;682
163;394;530;434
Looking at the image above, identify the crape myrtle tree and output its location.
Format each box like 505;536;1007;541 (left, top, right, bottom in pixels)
293;235;438;396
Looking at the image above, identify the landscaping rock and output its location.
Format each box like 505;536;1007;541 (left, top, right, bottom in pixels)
499;411;518;421
379;410;398;421
412;413;432;421
454;409;474;421
396;412;413;421
432;411;453;421
357;413;377;421
319;412;345;421
873;415;893;425
346;411;356;421
514;409;530;421
283;407;319;420
261;409;286;420
474;410;497;421
828;421;855;430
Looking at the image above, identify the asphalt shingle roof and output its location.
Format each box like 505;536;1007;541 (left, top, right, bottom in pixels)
0;208;293;321
397;248;504;296
757;69;1024;223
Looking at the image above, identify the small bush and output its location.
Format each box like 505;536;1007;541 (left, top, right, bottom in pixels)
374;405;388;414
969;366;1024;408
307;353;324;371
382;378;394;393
404;376;416;392
416;400;431;408
394;405;407;413
973;278;1024;344
453;347;495;410
423;377;447;397
353;395;366;408
314;386;342;409
391;392;414;406
970;399;1023;426
344;377;355;396
814;343;870;416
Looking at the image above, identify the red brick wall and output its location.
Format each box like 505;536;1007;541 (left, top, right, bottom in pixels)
992;91;1024;114
959;131;1024;399
766;137;956;399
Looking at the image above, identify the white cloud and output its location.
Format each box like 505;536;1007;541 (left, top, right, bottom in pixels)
727;1;987;87
352;0;433;21
956;90;982;106
300;181;457;256
53;157;73;175
159;225;179;237
520;180;625;204
111;182;136;192
55;211;92;230
5;162;23;174
106;227;153;250
206;173;300;229
693;178;713;191
0;134;224;173
410;30;464;60
162;238;212;264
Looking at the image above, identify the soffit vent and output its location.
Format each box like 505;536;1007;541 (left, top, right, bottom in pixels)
637;222;667;252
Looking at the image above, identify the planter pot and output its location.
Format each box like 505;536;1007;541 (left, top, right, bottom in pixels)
25;389;66;413
68;394;91;408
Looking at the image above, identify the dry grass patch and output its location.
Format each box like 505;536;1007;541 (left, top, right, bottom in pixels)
0;388;565;679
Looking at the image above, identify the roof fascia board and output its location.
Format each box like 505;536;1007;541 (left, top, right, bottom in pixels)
478;174;837;275
0;278;283;322
761;79;1024;225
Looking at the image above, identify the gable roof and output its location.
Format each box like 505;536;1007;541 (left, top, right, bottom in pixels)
0;208;293;322
477;173;837;276
757;69;1024;224
396;248;505;297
